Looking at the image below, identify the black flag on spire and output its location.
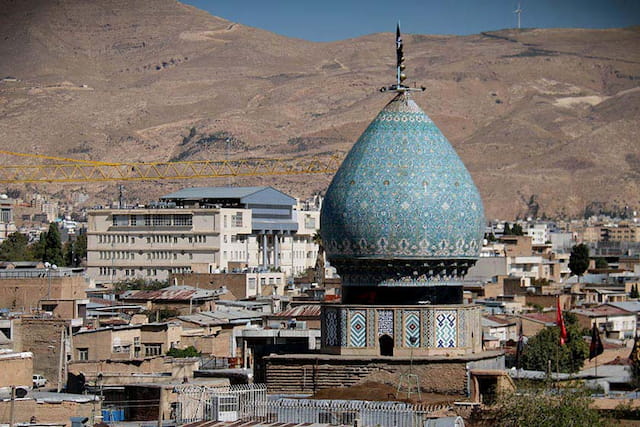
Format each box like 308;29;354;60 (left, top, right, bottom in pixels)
396;23;403;69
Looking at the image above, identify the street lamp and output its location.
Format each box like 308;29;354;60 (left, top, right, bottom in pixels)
44;262;58;300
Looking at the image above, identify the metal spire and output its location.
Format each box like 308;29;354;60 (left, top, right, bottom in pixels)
381;22;425;94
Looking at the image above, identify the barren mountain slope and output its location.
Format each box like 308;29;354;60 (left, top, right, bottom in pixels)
1;0;639;218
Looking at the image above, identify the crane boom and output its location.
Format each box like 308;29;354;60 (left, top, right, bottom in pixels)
0;153;343;183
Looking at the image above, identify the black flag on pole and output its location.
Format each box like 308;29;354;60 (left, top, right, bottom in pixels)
589;323;604;360
515;323;524;369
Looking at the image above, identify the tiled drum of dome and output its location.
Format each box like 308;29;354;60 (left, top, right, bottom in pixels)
325;309;338;346
435;310;457;348
378;310;394;337
349;310;367;347
404;311;420;347
321;93;485;262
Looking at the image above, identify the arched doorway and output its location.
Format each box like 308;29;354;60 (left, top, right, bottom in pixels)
379;334;394;356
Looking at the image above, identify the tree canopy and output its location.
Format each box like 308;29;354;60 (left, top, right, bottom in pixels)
492;386;601;427
569;244;590;277
43;223;64;266
521;312;589;374
0;232;32;261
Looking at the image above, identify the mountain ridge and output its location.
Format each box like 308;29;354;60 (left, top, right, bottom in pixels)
0;0;639;219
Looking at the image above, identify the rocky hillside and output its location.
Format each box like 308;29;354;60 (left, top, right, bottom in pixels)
0;0;639;218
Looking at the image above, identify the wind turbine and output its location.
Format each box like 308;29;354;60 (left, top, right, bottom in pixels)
514;2;523;29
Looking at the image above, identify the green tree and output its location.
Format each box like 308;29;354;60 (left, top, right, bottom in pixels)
511;223;524;236
631;284;640;299
569;244;590;278
521;312;589;374
166;345;200;358
503;223;512;235
43;223;64;266
74;233;87;262
595;258;608;269
28;233;46;262
491;386;601;427
63;234;87;267
0;232;32;261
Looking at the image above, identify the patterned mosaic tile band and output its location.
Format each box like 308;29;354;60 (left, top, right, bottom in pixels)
325;309;338;346
404;311;420;347
435;310;458;348
321;93;485;263
378;310;394;337
349;310;367;347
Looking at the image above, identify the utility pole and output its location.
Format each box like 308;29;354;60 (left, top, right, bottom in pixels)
9;385;15;427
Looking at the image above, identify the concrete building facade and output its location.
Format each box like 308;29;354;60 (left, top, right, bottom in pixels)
87;187;319;283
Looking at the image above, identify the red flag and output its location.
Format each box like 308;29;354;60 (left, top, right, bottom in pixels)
556;296;568;346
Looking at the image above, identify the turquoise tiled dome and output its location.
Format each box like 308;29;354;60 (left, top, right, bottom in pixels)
321;93;484;261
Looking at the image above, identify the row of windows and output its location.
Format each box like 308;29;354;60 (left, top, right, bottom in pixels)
97;267;191;276
112;214;193;227
99;234;134;244
98;234;208;245
147;251;193;260
223;250;246;261
78;343;164;360
99;251;135;260
224;234;245;243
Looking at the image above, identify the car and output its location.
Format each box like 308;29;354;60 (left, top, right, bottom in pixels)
32;375;47;388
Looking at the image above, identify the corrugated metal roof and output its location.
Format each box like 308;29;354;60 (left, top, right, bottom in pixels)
179;308;264;326
162;186;267;200
607;302;640;313
120;286;221;301
272;304;322;318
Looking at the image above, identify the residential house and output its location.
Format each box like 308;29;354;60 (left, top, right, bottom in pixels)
571;305;637;340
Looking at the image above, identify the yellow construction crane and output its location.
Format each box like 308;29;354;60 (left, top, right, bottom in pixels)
0;150;343;184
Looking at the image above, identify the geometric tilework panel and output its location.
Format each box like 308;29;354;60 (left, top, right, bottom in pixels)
458;309;467;348
435;310;457;348
378;310;394;337
367;309;376;346
404;311;420;348
349;310;367;348
340;309;348;346
422;309;434;347
325;309;338;346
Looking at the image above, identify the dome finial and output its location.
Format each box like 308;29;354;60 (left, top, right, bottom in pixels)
380;22;426;94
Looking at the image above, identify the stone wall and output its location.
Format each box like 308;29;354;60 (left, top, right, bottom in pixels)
0;276;88;311
0;399;96;425
13;318;67;388
0;352;33;388
265;354;505;396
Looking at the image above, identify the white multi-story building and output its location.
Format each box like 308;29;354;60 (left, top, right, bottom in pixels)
87;187;320;283
526;223;549;245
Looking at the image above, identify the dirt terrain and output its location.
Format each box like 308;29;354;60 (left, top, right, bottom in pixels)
1;0;639;218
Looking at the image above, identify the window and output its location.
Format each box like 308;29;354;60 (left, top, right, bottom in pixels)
113;345;131;354
78;348;89;361
144;343;162;357
174;214;192;226
231;212;243;227
112;215;128;227
130;215;137;226
304;215;316;229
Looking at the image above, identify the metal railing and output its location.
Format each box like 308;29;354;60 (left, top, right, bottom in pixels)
174;383;449;426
